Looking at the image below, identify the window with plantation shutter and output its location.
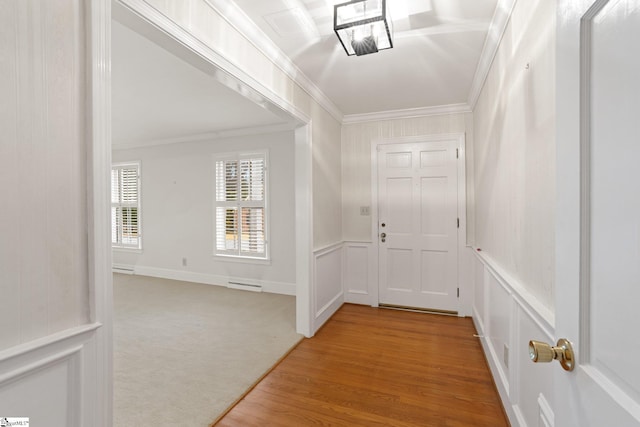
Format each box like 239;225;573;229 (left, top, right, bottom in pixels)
111;162;141;250
214;152;268;259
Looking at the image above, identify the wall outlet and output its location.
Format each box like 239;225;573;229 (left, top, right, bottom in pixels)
360;206;370;216
182;257;187;267
503;344;509;368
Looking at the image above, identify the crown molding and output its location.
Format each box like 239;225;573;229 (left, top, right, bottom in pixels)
342;103;472;125
112;123;296;151
202;0;344;124
467;0;518;110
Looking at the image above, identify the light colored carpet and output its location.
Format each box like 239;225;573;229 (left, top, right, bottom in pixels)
113;273;302;427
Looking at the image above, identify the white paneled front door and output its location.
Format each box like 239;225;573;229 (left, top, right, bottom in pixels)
377;139;459;312
555;0;640;425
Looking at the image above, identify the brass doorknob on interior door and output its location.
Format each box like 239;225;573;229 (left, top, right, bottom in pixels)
380;232;386;242
529;339;575;371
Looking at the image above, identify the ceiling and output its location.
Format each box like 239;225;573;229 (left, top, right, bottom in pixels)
232;0;499;116
112;20;290;148
112;0;501;147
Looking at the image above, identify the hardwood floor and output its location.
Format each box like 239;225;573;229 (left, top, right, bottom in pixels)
214;304;508;427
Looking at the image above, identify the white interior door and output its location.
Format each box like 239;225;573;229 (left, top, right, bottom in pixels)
377;139;458;312
555;0;640;425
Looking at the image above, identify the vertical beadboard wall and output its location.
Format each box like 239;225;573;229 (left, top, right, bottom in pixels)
0;0;89;352
473;0;556;311
0;1;105;425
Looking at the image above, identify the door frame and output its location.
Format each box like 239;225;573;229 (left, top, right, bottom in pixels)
370;133;469;315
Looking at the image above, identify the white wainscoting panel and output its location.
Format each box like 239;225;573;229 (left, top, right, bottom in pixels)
472;248;555;427
313;243;344;334
343;242;373;305
487;269;512;389
473;253;486;331
0;324;101;427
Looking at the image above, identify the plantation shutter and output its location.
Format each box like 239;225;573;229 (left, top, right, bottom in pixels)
215;153;267;258
111;163;141;249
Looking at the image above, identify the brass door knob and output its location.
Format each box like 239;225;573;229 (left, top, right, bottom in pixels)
529;339;575;371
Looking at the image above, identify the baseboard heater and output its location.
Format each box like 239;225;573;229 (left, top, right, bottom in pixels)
227;281;263;292
112;265;134;275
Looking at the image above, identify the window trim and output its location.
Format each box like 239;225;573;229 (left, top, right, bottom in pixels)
111;161;142;252
212;150;270;262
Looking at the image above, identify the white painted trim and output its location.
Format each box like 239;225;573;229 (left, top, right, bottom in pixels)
112;122;296;151
201;0;343;123
295;124;314;337
313;241;344;255
112;263;134;274
314;292;344;331
0;323;101;427
538;393;555;427
343;103;471;124
473;249;555;336
0;323;101;364
466;0;518;109
87;0;112;425
130;266;296;296
474;320;517;423
370;133;468;314
114;0;311;126
472;248;557;427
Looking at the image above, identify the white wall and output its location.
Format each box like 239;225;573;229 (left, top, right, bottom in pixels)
113;132;296;292
472;0;556;311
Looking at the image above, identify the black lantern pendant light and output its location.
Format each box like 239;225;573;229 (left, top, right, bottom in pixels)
334;0;393;56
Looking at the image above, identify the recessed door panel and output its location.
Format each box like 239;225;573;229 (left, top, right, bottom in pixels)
420;250;447;294
386;152;412;168
421;176;448;236
387;249;413;292
386;178;413;234
420;149;447;168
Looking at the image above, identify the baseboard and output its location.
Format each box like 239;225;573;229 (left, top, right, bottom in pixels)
130;265;296;296
473;316;516;423
313;292;344;333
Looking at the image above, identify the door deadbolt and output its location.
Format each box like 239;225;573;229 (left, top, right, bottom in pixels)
529;339;575;371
